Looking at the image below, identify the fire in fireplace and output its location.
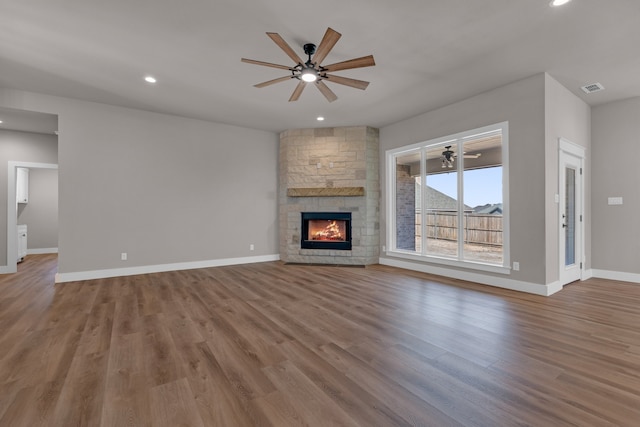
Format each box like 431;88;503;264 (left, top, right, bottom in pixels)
301;212;352;250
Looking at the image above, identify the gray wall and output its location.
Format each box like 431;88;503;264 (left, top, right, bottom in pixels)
17;168;59;251
380;74;547;284
0;88;279;274
591;97;640;274
0;129;58;266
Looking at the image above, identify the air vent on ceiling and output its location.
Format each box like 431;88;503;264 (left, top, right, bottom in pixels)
581;82;604;94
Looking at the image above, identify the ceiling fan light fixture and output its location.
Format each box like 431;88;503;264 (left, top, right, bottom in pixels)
301;67;318;82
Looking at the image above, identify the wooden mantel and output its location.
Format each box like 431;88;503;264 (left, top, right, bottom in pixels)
287;187;365;197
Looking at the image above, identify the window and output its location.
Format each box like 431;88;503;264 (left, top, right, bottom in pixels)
387;122;509;272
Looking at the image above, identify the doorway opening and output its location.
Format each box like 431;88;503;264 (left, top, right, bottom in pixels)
5;161;58;274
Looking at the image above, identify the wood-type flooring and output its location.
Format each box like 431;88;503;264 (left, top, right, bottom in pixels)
1;254;639;426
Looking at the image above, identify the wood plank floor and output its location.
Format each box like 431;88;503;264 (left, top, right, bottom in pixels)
1;254;640;426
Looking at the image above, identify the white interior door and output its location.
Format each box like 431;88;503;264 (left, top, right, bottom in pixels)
559;141;584;286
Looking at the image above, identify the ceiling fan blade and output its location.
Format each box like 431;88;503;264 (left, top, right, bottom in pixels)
324;74;369;90
315;81;338;102
463;153;482;159
241;58;293;71
312;27;341;65
254;75;293;88
288;81;307;102
323;55;376;72
267;32;303;65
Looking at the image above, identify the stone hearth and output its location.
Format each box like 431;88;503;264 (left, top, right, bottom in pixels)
279;126;379;265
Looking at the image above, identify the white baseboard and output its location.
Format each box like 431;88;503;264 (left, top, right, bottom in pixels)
379;256;559;296
54;254;280;283
27;247;58;255
0;265;14;274
591;269;640;284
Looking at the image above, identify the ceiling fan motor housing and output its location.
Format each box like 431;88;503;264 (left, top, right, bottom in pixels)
300;43;319;82
303;43;317;58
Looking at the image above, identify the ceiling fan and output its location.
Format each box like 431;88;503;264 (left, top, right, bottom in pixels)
441;145;482;168
241;27;375;102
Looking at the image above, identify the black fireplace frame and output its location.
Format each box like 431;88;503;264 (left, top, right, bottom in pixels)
301;212;352;250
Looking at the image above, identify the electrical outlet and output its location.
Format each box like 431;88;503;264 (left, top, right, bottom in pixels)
513;261;520;271
382;245;386;252
121;252;127;261
249;244;254;251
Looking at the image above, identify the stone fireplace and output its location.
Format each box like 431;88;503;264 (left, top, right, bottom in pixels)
279;126;379;265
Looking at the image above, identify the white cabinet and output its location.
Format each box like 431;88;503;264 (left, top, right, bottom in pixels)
17;224;27;262
16;167;29;204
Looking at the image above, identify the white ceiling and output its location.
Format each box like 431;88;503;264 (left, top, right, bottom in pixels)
1;0;638;134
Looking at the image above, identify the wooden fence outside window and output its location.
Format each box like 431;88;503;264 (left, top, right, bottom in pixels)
416;210;503;246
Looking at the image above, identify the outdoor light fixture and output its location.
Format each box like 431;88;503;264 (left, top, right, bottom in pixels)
441;146;455;168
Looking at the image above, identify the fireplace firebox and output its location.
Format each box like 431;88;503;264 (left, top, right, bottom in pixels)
301;212;352;250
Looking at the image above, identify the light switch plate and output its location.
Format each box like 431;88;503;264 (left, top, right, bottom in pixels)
608;197;623;205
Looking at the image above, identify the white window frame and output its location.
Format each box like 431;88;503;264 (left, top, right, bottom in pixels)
386;122;511;274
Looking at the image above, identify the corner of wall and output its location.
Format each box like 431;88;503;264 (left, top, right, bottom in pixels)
543;75;591;286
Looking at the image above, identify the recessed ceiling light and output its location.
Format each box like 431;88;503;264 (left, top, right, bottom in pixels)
317;116;325;121
144;76;157;83
550;0;571;6
0;120;3;124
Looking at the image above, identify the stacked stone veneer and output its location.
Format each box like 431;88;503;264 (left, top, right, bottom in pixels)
279;126;380;265
395;165;416;251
